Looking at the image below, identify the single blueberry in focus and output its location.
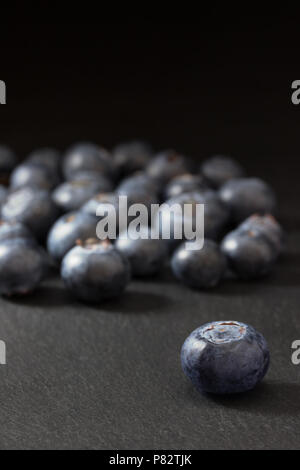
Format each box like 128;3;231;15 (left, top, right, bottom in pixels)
61;239;131;303
164;173;209;200
113;141;152;177
115;227;168;277
171;239;227;288
221;229;277;279
181;321;270;394
219;178;276;223
0;220;33;242
201;155;245;188
52;177;112;212
0;238;48;296
63;142;114;180
47;211;97;262
146;150;190;184
1;187;59;240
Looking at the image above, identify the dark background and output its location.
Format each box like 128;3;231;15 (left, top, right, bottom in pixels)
1;14;299;225
0;13;299;449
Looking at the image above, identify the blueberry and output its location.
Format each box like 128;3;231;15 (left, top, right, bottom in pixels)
113;141;152;177
171;239;227;288
0;238;48;296
201;155;245;188
238;214;284;256
115;227;168;277
146;150;190;184
81;192;121;234
221;229;277;279
126;192;159;221
195;190;230;240
156;191;229;250
0;145;18;182
81;192;119;217
0;185;8;207
0;220;33;242
219;178;276;222
68;171;111;184
47;211;97;262
52;177;112;212
81;191;155;234
181;321;270;394
61;239;131;303
10;162;60;190
117;171;160;197
63;142;114;180
117;179;159;218
164;173;209;199
26;147;61;174
1;187;59;241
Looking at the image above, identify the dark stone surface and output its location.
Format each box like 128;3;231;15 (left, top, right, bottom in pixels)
0;231;299;449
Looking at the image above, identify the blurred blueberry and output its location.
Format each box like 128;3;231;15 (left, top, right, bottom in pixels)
67;170;111;184
113;140;152;177
171;239;226;288
0;238;48;296
117;171;160;197
219;177;276;222
146;150;190;184
81;192;117;214
155;191;229;250
26;147;61;174
1;187;59;241
81;191;156;234
0;185;8;207
201;155;245;188
63;142;115;180
238;214;284;256
0;145;18;181
10;162;60;190
221;229;277;279
0;220;33;242
181;321;270;394
52;177;112;212
61;239;131;303
115;227;168;277
81;192;120;228
47;211;97;262
164;173;209;199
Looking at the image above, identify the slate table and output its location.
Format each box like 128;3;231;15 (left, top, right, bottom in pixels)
0;222;299;449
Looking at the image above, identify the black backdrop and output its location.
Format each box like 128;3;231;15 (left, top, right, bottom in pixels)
1;15;299;222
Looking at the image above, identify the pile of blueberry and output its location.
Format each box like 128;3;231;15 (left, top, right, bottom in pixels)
0;142;282;394
0;141;284;302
